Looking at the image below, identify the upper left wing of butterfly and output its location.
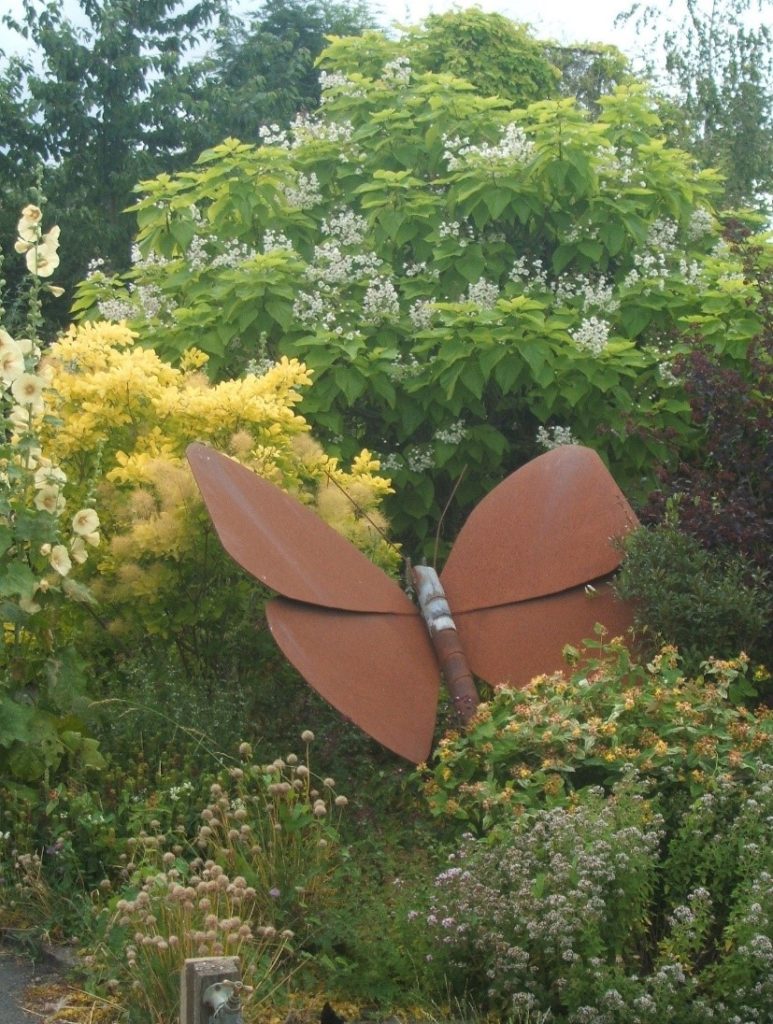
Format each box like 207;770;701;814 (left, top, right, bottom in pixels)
186;443;414;615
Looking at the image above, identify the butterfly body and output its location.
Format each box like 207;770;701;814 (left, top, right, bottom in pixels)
187;443;638;763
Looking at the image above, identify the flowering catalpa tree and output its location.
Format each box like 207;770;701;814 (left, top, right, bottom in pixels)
74;31;767;552
0;205;104;781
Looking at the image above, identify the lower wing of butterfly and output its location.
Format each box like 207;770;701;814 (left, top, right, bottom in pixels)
267;600;440;763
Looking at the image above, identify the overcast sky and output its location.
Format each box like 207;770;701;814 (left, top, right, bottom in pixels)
1;0;663;61
6;0;768;65
374;0;644;50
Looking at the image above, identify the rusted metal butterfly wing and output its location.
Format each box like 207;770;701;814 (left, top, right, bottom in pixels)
441;445;638;611
187;443;440;761
440;444;639;690
266;601;439;762
453;583;633;689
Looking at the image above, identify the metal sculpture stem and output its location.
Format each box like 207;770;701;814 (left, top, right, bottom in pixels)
412;565;479;724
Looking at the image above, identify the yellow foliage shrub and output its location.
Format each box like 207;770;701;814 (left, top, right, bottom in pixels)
40;322;399;640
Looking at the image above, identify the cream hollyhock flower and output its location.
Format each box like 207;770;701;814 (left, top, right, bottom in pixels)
50;544;72;576
8;405;31;431
0;341;25;384
17;204;43;243
72;508;100;536
25;226;61;278
19;593;41;615
70;537;89;564
0;328;17;350
34;484;63;514
11;372;44;411
34;464;67;488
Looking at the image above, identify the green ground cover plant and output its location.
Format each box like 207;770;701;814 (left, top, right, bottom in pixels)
412;767;773;1021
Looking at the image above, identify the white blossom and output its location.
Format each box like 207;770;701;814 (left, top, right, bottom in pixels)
408;300;434;331
362;277;400;323
687;207;714;240
262;230;295;254
381;56;411;85
570;316;611;355
406;443;434;473
443;122;534;170
465;277;500;309
97;297;135;322
289;113;354;149
321;209;368;247
319;70;365;101
50;544;72;577
280;172;322;210
211;242;258;268
435;420;467;445
258;123;290;147
536;425;578;450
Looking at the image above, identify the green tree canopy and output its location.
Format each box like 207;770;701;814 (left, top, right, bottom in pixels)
75;32;768;554
403;8;561;106
180;0;376;157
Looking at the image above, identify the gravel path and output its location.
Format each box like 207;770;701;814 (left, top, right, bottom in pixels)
0;947;63;1023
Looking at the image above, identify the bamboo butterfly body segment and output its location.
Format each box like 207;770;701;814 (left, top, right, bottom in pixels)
186;443;639;763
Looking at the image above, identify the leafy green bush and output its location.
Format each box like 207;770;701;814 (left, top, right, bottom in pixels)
420;639;771;833
615;522;772;676
412;767;773;1021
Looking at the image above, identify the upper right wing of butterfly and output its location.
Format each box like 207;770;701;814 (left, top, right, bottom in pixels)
441;445;638;612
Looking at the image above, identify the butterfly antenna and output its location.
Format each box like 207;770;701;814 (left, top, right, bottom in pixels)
322;467;402;559
433;465;467;568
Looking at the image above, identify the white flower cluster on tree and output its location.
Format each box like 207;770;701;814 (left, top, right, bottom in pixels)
570;316;611;355
465;277;500;309
443;122;534;171
536;425;578;450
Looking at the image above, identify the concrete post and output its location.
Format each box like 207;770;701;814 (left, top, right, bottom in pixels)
180;956;241;1024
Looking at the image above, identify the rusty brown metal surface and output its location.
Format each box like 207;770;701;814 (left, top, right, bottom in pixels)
266;598;440;763
187;443;413;614
454;578;634;689
441;445;639;612
186;442;639;763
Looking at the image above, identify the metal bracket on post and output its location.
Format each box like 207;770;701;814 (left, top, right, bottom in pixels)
180;956;242;1024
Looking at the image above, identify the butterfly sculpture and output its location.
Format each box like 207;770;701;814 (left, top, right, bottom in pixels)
187;442;639;763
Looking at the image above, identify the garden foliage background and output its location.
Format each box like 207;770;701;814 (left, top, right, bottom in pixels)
0;3;772;1023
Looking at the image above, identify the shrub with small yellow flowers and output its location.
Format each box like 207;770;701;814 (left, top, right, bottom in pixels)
421;635;772;833
38;320;399;669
